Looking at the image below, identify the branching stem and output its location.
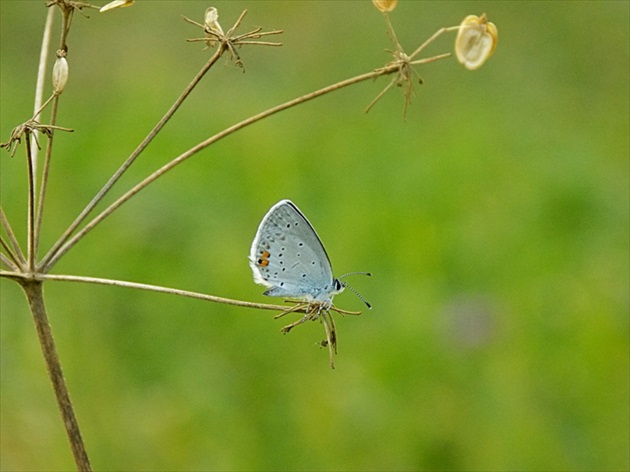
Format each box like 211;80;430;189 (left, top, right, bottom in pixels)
40;47;225;271
40;63;411;272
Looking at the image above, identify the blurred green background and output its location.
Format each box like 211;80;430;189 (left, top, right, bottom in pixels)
1;1;628;470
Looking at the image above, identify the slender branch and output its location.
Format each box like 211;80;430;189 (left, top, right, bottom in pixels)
409;25;459;60
232;41;283;47
1;271;363;316
20;280;92;472
0;207;26;267
383;12;402;53
42;273;293;311
34;95;61;261
365;77;396;114
31;6;55;172
40;64;401;272
39;47;225;272
0;244;19;270
57;0;74;52
410;52;452;66
25;131;36;272
31;93;57;121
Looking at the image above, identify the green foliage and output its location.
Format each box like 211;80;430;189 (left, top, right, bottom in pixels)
1;1;628;470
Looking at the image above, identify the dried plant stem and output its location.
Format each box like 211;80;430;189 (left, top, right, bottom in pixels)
0;246;20;270
1;208;26;268
1;270;362;316
410;52;451;66
41;273;292;311
25;132;36;272
57;1;73;51
20;280;92;472
31;6;55;172
40;63;410;272
40;47;225;272
34;96;60;260
409;25;459;60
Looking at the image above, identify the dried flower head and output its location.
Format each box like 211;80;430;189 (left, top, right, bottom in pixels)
455;14;497;70
372;0;398;13
184;9;282;70
52;52;68;94
99;0;134;13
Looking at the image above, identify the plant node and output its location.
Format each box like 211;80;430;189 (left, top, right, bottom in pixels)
1;120;73;157
184;8;283;71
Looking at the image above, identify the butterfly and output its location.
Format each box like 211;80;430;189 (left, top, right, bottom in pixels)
249;199;370;368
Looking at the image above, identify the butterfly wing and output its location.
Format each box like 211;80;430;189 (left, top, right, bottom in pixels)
249;200;339;302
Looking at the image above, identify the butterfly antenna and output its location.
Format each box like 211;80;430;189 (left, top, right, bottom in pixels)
338;272;372;309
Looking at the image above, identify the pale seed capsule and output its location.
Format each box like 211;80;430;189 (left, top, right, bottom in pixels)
52;54;68;94
455;14;498;70
372;0;398;13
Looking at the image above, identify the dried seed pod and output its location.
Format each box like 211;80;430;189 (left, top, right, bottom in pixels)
455;14;498;70
372;0;398;13
52;54;68;94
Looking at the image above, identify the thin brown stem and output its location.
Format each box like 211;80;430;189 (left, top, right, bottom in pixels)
40;47;225;271
41;273;293;312
0;270;363;316
31;7;56;172
383;12;402;53
225;8;248;37
0;207;26;268
410;52;452;66
34;95;61;261
57;1;73;51
0;243;20;270
409;25;459;60
25;131;36;272
20;280;92;472
365;76;396;113
233;41;283;47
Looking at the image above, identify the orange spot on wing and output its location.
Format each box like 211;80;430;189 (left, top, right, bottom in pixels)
257;250;270;267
